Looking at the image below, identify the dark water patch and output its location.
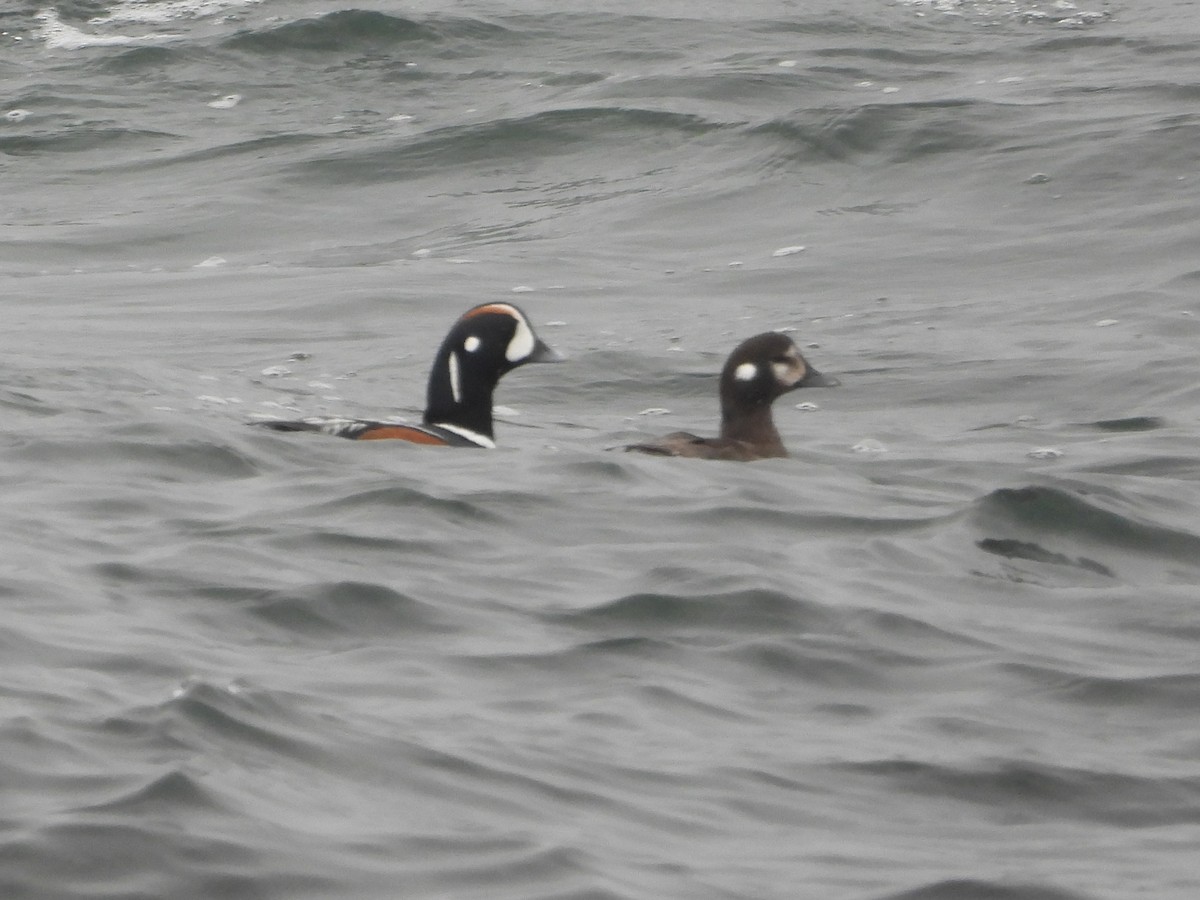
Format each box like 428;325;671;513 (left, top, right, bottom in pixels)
977;538;1115;577
0;819;267;900
1053;671;1200;711
638;683;749;722
293;107;722;184
12;437;261;480
1076;456;1200;479
266;529;446;559
972;485;1200;565
0;126;177;157
878;880;1094;900
751;99;998;165
725;640;883;689
95;44;178;72
854;609;998;657
841;758;1200;827
1076;415;1165;432
550;589;832;636
102;678;320;764
89;131;330;174
460;636;685;680
0;388;55;416
811;46;975;66
237;580;452;638
298;485;506;525
223;10;509;55
1030;34;1131;53
681;504;941;536
78;769;222;817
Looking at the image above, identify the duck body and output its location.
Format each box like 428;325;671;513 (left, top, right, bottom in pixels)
624;332;837;461
252;302;562;447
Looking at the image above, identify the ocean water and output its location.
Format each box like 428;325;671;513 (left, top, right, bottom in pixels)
3;1;1200;898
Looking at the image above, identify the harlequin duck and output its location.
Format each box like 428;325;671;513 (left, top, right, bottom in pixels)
251;302;562;447
624;331;837;460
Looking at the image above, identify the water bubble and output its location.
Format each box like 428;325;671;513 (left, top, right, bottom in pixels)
852;438;887;453
1094;318;1118;327
794;402;820;411
1027;447;1064;460
1025;173;1052;184
772;245;806;257
260;365;291;377
511;285;534;293
207;94;242;109
4;109;29;123
639;408;670;416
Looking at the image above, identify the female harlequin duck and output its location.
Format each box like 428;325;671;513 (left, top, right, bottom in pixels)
251;303;562;447
624;331;838;461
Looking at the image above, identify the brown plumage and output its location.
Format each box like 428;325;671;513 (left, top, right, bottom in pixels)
624;332;838;461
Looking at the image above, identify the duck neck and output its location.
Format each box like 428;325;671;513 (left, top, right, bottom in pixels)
424;354;496;440
720;403;786;457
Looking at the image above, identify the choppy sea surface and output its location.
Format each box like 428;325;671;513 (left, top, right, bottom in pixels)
4;1;1200;898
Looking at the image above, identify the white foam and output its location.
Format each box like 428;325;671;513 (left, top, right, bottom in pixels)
772;245;806;257
88;0;262;25
35;8;177;49
207;94;242;109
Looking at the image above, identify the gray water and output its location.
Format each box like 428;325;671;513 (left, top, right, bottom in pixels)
3;1;1200;898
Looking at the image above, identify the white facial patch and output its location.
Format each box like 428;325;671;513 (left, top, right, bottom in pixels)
464;335;481;353
734;362;758;382
449;352;462;404
505;314;535;362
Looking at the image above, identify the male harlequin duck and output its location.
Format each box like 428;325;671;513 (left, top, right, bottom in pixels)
624;331;838;461
251;302;562;447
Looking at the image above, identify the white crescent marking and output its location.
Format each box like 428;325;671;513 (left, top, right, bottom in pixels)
505;315;535;362
449;352;461;404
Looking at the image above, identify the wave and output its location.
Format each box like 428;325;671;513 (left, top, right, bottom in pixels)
877;880;1096;900
839;757;1200;828
289;106;723;185
222;9;509;55
970;484;1200;569
0;125;178;157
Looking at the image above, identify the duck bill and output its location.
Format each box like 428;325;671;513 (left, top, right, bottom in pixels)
527;337;566;363
797;366;839;388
